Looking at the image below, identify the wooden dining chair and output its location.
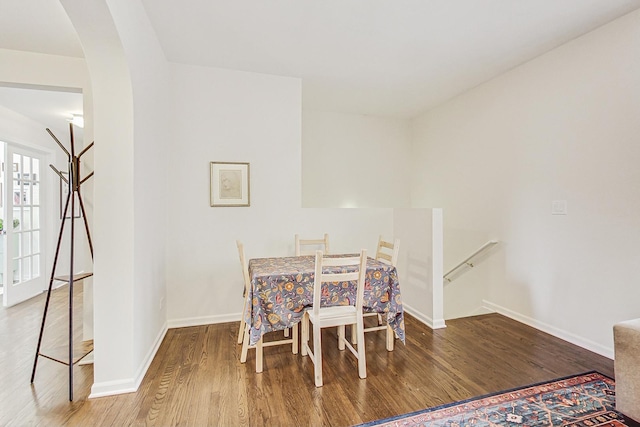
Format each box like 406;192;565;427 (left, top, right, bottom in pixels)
361;236;400;351
301;249;367;387
295;233;329;256
236;240;298;373
237;240;250;346
291;233;329;338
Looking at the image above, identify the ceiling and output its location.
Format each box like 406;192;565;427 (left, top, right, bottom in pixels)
139;0;640;117
1;0;640;123
0;85;83;140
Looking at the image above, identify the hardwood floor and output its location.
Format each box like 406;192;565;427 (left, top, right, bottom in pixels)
1;287;614;426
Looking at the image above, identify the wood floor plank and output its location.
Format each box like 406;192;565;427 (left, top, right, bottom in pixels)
1;288;615;426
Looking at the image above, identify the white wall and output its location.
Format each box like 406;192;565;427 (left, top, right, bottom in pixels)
62;0;173;397
411;9;640;357
166;63;394;326
441;231;499;320
393;208;444;329
302;110;412;208
0;48;89;91
0;104;68;151
107;0;170;390
62;0;139;396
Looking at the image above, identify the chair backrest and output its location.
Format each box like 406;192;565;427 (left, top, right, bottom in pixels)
375;236;400;267
236;240;252;297
295;233;330;256
312;249;367;317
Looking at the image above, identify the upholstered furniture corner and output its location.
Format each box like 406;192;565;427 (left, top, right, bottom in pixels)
614;318;640;422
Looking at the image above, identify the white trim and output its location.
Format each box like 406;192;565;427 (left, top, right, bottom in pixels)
431;208;445;323
482;300;613;360
89;378;138;399
89;322;168;398
0;82;83;93
403;303;447;330
469;305;496;316
2;138;57;156
168;313;240;329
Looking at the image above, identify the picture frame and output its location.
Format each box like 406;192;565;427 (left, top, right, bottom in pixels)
210;162;250;207
60;172;81;218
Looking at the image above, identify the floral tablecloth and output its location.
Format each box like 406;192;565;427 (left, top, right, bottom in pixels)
246;255;405;346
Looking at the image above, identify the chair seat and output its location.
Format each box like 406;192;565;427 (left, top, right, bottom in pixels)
308;305;357;328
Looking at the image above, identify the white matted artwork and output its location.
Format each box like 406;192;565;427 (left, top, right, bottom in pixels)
210;162;250;207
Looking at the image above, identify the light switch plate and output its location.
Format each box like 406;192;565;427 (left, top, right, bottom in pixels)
551;200;567;215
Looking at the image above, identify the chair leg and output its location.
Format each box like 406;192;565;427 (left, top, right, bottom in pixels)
338;325;346;350
240;327;250;363
351;324;357;345
385;324;394;351
238;295;249;345
356;318;367;379
255;336;264;373
238;318;246;345
292;323;299;355
301;313;309;356
313;322;323;387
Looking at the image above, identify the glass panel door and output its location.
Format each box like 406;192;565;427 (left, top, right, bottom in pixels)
2;145;46;307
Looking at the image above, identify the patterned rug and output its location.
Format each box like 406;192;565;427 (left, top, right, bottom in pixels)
356;372;638;427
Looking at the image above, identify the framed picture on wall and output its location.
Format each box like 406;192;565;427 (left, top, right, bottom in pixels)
60;172;82;218
210;162;250;207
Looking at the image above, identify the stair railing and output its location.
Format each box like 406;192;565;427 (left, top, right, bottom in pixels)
443;240;498;283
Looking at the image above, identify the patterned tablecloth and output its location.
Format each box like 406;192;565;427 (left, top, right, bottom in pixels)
246;255;405;346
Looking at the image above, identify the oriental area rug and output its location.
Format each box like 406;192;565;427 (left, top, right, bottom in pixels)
357;372;638;427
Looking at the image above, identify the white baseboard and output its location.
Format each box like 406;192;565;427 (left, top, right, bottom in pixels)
482;300;613;360
469;305;496;317
403;303;447;330
89;322;168;399
167;313;240;329
89;378;139;399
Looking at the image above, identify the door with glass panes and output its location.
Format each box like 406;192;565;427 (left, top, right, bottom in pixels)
2;145;46;307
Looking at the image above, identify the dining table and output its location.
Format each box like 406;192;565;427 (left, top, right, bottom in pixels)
245;254;405;347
